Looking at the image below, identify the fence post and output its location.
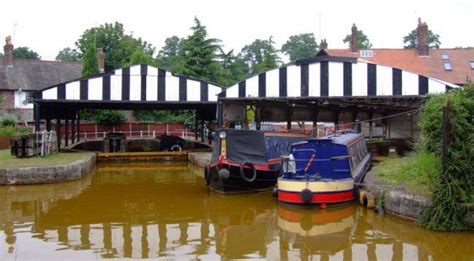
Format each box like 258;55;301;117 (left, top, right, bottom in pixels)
166;124;169;135
140;130;143;138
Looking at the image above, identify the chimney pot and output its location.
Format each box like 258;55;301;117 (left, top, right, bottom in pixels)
350;24;358;52
96;48;105;73
3;35;14;66
320;39;328;50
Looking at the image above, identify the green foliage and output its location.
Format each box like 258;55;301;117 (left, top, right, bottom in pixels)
418;85;474;231
241;37;281;75
94;110;126;126
343;30;372;49
75;22;155;71
377;151;440;195
156;36;185;73
180;17;222;84
128;47;154;66
0;117;16;127
0;126;30;137
281;33;318;62
133;110;192;123
56;47;80;61
13;47;40;60
82;45;99;77
403;29;441;49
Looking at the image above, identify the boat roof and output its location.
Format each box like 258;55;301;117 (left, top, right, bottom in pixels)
311;131;364;146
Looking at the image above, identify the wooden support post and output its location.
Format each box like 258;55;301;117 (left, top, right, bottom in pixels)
410;113;414;139
34;103;41;132
195;111;199;140
383;112;390;139
71;115;76;144
46;118;51;132
351;110;359;131
368;112;374;141
286;106;293;131
207;121;212;145
65;119;69;147
312;108;319;136
56;119;61;150
334;110;340;132
255;105;261;131
76;111;80;142
201;119;205;142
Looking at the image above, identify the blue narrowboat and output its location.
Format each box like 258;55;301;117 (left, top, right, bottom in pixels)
277;130;371;205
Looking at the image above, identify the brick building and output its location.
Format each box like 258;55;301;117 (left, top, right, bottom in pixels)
0;36;82;123
319;19;474;86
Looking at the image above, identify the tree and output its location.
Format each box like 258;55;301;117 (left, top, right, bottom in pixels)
13;47;40;60
128;47;154;66
403;29;441;49
180;17;222;83
215;49;249;86
75;22;155;71
56;47;80;61
156;36;185;73
343;30;372;49
81;45;99;77
241;37;281;75
281;33;318;62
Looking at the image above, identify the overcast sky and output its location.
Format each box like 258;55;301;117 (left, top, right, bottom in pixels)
1;0;473;61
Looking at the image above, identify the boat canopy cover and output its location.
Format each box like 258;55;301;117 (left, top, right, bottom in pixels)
212;129;268;164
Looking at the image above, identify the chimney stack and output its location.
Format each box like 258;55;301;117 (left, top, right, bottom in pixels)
96;48;105;73
320;39;328;50
3;36;14;67
350;24;358;52
417;18;429;56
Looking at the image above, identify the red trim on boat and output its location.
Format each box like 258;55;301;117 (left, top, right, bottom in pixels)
208;159;280;171
278;190;354;204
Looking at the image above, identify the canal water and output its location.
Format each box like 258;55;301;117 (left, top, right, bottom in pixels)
1;162;473;260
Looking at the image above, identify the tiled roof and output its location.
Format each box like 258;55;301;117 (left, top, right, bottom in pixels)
0;58;82;91
325;48;474;85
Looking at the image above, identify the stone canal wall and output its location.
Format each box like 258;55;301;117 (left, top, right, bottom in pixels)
0;153;96;185
364;166;474;229
187;152;211;168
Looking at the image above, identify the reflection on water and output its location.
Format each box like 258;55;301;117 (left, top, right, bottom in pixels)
1;162;473;260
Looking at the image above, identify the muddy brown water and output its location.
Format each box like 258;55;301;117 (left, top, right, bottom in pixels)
1;162;473;260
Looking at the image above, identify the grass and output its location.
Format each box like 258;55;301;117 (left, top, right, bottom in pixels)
0;149;91;169
376;151;441;196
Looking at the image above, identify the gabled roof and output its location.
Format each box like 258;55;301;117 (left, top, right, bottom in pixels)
0;58;82;91
323;48;474;85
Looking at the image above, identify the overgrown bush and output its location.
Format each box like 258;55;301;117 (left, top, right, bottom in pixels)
418;84;474;231
0;126;30;137
0;117;16;127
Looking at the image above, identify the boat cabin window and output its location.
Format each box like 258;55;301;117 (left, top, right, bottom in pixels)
348;139;367;171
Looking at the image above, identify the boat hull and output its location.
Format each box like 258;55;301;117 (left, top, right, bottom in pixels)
209;163;281;194
277;178;355;205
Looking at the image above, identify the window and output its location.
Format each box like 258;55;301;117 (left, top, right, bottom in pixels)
441;54;449;61
360;50;374;57
470;61;474;70
443;62;452;71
